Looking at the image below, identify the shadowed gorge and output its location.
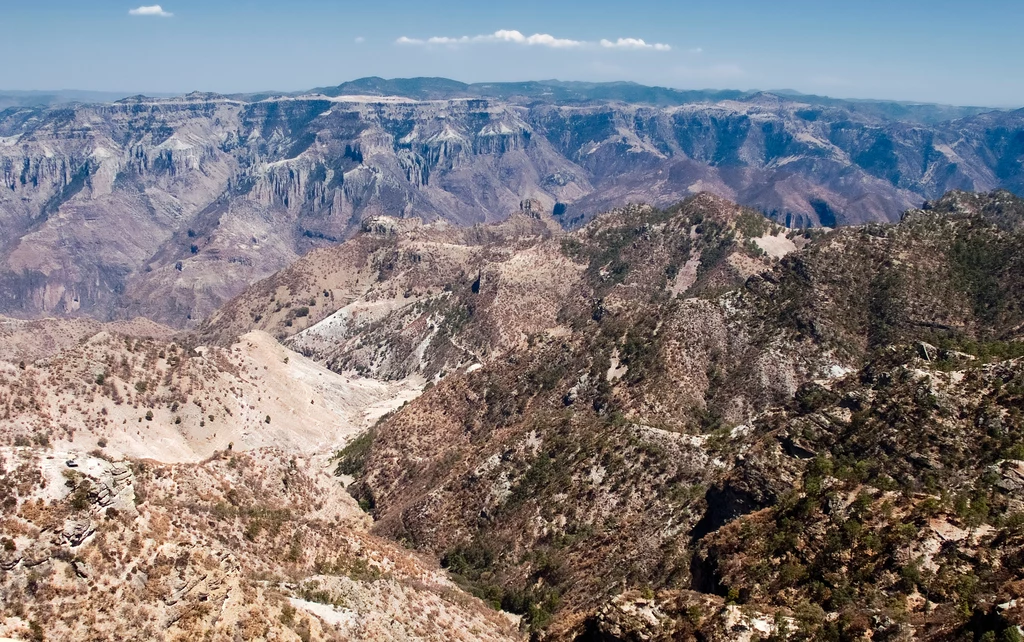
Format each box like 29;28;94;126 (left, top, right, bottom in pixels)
2;78;1024;642
1;80;1022;329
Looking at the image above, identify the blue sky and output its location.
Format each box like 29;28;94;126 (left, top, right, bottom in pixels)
1;0;1022;106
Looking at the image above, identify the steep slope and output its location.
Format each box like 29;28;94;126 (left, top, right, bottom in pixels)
197;202;571;378
4;189;1022;639
0;446;521;641
200;194;806;389
0;324;422;463
684;348;1024;641
571;347;1024;641
191;192;831;636
1;83;1022;327
0;320;520;640
0;94;580;327
314;191;1024;639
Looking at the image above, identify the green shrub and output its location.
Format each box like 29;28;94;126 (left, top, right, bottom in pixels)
333;429;376;476
69;480;93;512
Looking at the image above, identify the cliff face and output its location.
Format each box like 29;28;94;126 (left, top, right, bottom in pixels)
535;100;1023;228
0;91;1022;327
0;95;583;326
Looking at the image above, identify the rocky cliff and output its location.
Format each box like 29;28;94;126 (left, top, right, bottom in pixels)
1;82;1022;327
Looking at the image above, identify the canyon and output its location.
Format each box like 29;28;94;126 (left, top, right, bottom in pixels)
1;79;1022;327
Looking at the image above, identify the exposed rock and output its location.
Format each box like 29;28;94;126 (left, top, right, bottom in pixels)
61;519;95;547
3;189;1024;641
1;87;1022;327
0;447;521;641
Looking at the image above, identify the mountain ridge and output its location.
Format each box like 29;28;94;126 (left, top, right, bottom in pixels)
5;77;1003;122
0;81;1022;331
329;189;1024;639
2;190;1024;639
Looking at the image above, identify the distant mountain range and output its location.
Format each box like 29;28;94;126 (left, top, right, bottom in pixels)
310;77;1001;125
1;77;1022;326
4;79;1000;124
0;89;178;111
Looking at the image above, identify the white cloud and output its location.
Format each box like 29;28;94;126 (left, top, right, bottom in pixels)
129;5;173;17
398;30;583;48
490;30;584;48
397;29;669;51
689;47;704;54
354;36;366;44
599;38;671;51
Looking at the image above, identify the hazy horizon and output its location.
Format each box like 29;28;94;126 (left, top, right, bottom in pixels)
2;0;1023;107
0;77;1019;110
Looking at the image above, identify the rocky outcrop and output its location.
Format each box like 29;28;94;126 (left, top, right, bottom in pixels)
0;447;522;641
1;89;1022;327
